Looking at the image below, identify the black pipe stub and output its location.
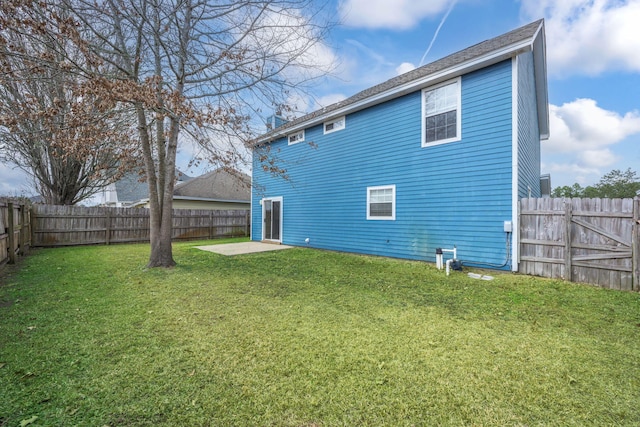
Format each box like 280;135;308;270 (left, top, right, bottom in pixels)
435;248;443;255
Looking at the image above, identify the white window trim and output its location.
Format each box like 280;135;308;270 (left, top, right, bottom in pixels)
421;77;462;147
323;116;346;135
287;130;305;145
367;185;396;220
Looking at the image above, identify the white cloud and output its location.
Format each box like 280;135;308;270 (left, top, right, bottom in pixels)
521;0;640;76
238;7;339;81
286;93;313;115
314;93;348;109
541;99;640;186
577;149;619;168
543;162;601;186
281;92;347;115
396;62;416;75
298;41;340;79
544;99;640;167
339;0;453;29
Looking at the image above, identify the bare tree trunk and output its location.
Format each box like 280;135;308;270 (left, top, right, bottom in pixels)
148;182;176;267
134;99;177;268
148;206;175;267
147;122;178;268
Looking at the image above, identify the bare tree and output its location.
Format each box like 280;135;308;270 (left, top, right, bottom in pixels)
1;0;334;266
0;0;332;267
0;2;136;205
75;0;334;267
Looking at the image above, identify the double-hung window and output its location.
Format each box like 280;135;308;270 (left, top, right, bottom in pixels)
422;78;461;146
367;185;396;220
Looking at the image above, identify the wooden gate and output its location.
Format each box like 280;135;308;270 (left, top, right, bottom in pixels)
519;198;639;291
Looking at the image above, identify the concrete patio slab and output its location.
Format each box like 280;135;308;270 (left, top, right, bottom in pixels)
195;241;293;256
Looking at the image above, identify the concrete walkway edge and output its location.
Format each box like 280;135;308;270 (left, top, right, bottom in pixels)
195;242;293;256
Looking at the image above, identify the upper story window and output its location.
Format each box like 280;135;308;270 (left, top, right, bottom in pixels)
367;185;396;220
323;116;345;134
422;78;461;147
288;130;305;145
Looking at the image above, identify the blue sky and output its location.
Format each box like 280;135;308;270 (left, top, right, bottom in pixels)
2;0;640;196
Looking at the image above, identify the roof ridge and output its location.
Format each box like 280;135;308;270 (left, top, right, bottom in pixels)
255;19;543;144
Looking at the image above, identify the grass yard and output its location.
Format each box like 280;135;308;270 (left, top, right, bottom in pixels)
1;239;639;426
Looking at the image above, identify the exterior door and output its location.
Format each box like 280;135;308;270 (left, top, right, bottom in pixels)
262;197;282;242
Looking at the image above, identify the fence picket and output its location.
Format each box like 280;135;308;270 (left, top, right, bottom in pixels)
31;205;250;247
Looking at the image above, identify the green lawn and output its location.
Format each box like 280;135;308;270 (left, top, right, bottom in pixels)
1;239;639;426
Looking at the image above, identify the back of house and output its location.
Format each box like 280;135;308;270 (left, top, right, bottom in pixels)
251;20;549;271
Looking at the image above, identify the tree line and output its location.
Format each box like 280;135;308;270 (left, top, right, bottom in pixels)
551;168;640;199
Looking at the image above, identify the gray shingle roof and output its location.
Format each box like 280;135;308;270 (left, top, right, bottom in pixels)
114;172;150;203
114;169;192;204
173;168;250;202
255;19;545;144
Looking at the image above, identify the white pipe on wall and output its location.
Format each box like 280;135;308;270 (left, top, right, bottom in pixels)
441;247;457;259
437;246;457;271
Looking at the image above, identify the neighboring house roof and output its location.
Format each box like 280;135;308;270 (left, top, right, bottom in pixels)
114;169;192;205
173;168;250;203
29;195;45;204
255;19;548;144
114;173;150;204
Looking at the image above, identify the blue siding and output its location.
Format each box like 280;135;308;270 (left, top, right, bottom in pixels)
253;60;515;269
517;52;542;198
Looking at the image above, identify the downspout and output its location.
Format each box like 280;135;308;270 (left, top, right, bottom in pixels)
511;55;520;272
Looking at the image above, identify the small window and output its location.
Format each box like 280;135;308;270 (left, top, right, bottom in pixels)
324;116;345;134
367;185;396;220
422;78;461;146
288;130;305;145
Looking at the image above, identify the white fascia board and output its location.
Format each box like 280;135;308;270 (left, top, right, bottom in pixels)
532;25;550;140
256;40;535;144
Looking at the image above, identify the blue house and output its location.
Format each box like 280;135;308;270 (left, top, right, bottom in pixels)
251;20;548;271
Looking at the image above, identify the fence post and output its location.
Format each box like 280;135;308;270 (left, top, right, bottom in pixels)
19;204;28;255
30;207;36;247
633;198;639;292
25;204;30;252
105;209;111;245
245;210;250;237
564;200;572;282
209;211;213;239
7;202;15;264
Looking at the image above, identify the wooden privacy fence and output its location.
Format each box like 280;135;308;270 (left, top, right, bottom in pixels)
31;205;250;247
519;197;639;291
0;199;31;266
